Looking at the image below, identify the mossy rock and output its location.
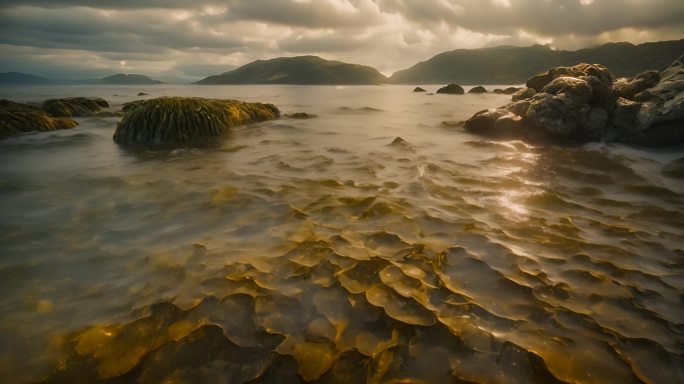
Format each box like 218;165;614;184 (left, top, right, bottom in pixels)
113;97;280;146
0;99;78;139
43;97;109;117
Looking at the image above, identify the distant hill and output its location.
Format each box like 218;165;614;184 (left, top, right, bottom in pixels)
390;39;684;84
98;74;162;85
197;56;388;85
0;72;51;85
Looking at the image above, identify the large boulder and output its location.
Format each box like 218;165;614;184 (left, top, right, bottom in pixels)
436;83;464;95
113;97;280;146
462;57;684;146
43;97;109;117
0;99;78;139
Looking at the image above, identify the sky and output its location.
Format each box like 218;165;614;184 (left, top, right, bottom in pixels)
0;0;683;82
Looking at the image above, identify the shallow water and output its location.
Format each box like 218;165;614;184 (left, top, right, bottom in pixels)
0;84;683;383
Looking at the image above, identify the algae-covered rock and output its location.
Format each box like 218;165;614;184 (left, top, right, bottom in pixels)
436;83;464;95
0;99;77;139
113;97;280;146
43;97;109;117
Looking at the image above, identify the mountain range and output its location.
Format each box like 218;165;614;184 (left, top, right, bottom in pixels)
196;56;387;85
0;72;163;85
3;39;683;86
390;39;684;84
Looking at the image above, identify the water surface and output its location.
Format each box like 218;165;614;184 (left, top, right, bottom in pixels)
1;84;683;383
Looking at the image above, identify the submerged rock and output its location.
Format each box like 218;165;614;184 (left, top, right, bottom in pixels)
285;112;317;119
662;157;684;179
436;83;464;95
0;99;77;139
43;97;109;117
462;58;684;146
137;92;149;96
468;86;488;94
413;87;426;93
113;97;280;146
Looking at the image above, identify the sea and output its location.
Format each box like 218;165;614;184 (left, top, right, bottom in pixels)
0;84;683;383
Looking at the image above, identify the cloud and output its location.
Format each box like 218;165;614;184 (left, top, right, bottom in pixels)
0;0;682;80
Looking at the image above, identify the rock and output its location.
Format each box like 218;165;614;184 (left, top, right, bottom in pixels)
43;97;109;117
662;157;684;179
285;112;316;119
468;86;487;94
436;83;464;95
541;77;593;106
614;71;660;100
113;97;280;146
413;87;426;93
138;92;149;96
526;92;591;138
464;108;524;139
511;87;536;101
461;57;684;146
0;99;78;139
122;100;145;112
493;87;521;95
526;63;612;92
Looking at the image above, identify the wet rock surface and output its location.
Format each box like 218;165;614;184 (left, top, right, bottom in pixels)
43;97;109;117
113;97;280;146
463;57;684;146
0;99;78;139
436;83;464;95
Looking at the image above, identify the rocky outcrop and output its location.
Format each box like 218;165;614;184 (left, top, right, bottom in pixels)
463;57;684;146
436;83;464;95
413;87;426;92
113;97;280;146
43;97;109;117
0;99;77;139
468;86;487;94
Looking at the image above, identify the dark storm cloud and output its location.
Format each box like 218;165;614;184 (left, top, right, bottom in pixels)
0;0;682;80
377;0;684;36
223;0;382;28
